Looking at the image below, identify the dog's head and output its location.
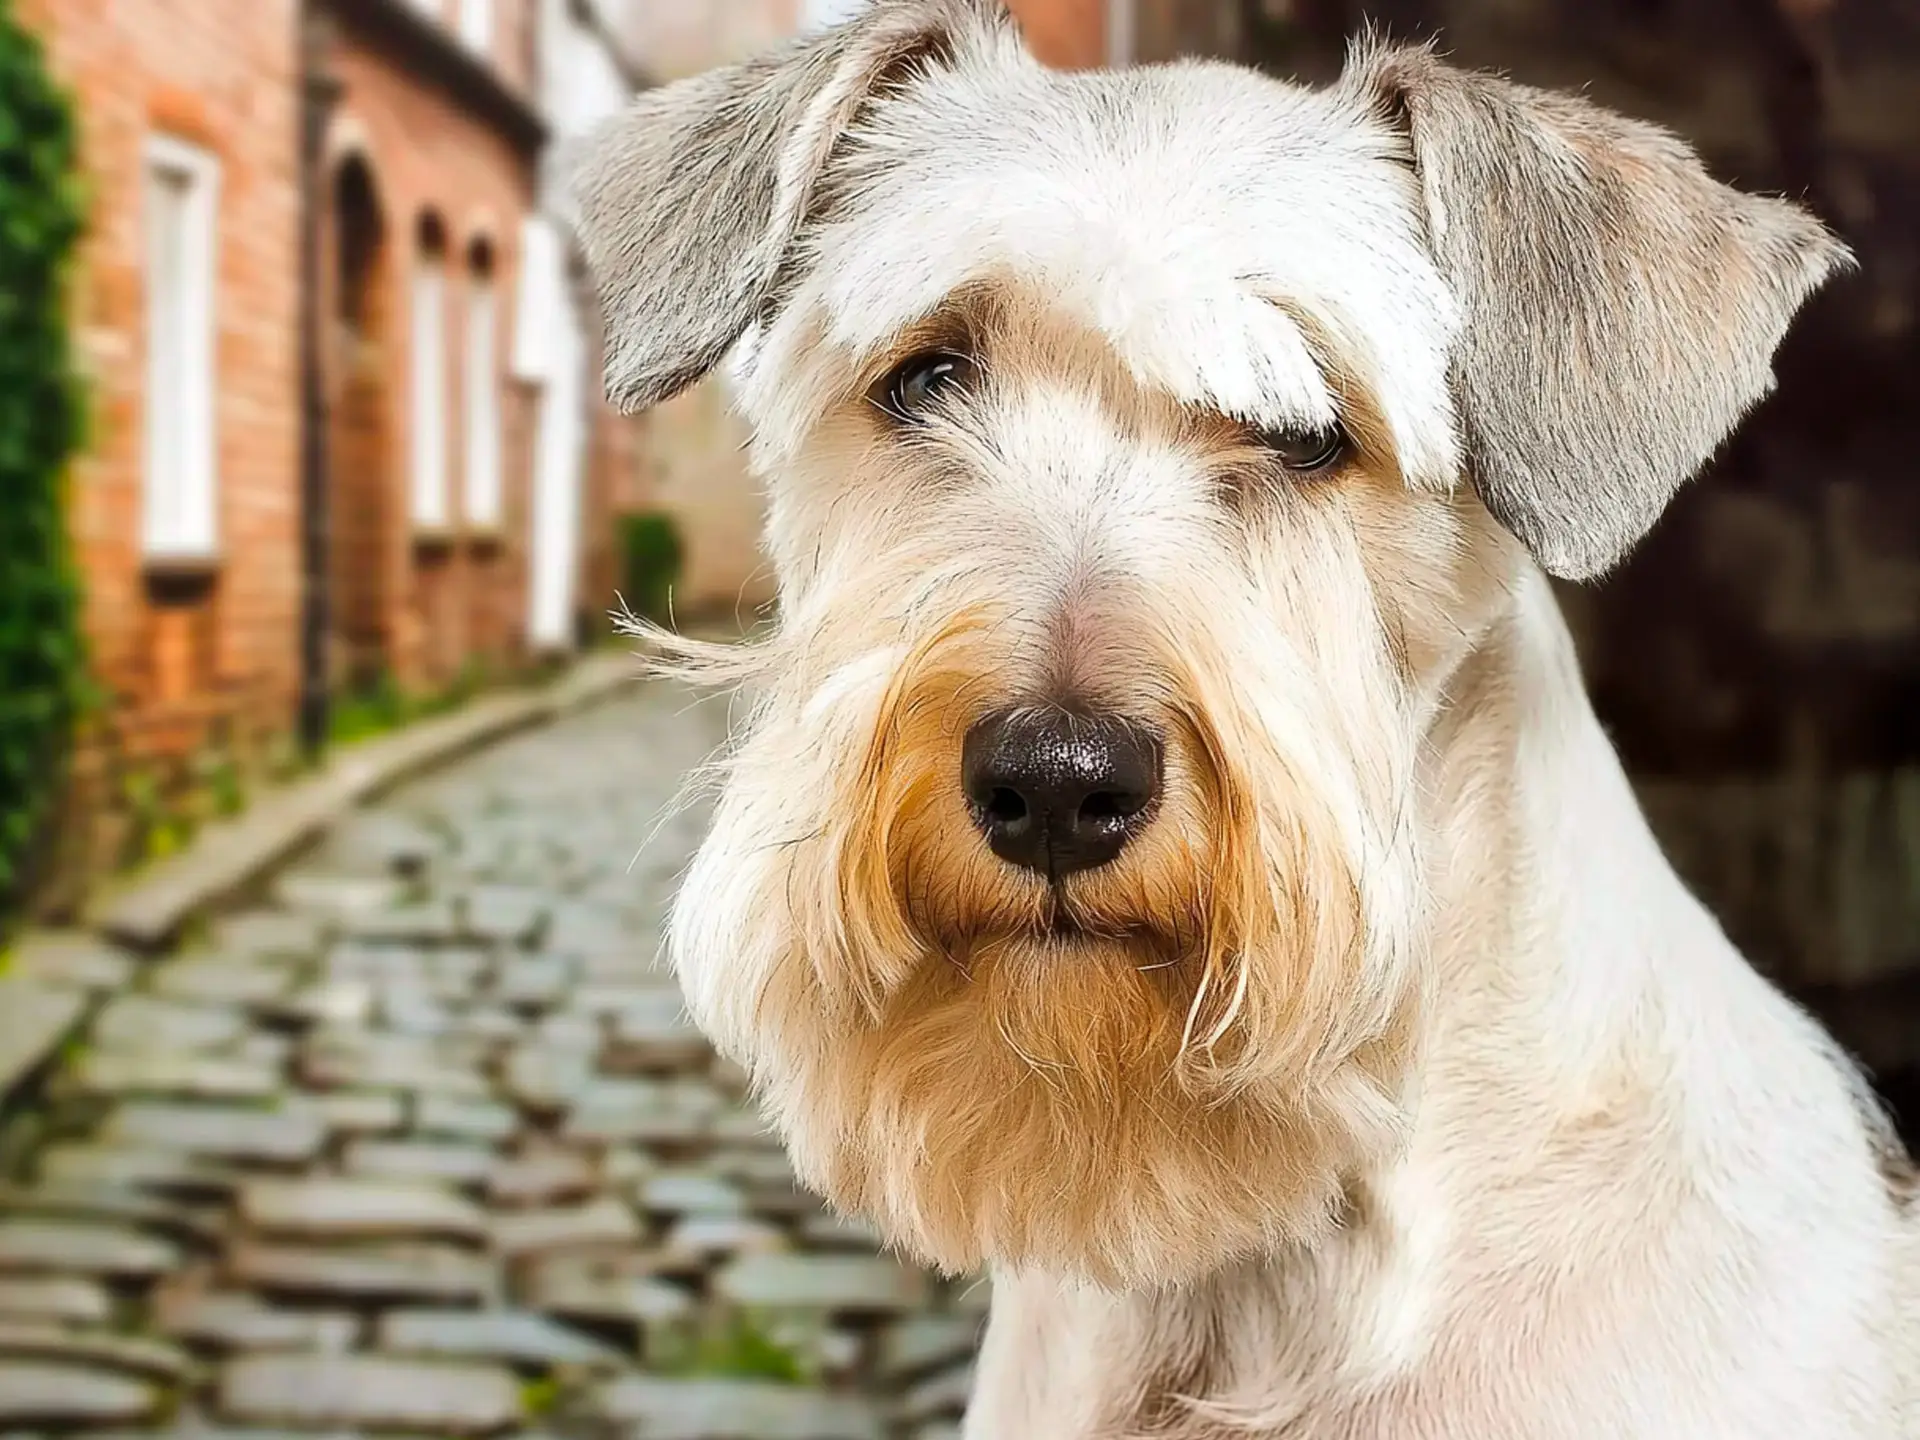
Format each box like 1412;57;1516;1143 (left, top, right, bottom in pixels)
575;1;1845;1287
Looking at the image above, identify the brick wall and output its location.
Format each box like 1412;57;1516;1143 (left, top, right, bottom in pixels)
19;0;304;893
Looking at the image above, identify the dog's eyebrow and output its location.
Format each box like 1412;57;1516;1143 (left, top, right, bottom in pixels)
850;289;998;390
1260;295;1422;488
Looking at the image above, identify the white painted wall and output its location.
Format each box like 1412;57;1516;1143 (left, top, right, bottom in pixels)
522;0;640;650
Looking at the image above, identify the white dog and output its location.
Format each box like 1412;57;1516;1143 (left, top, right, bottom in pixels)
572;3;1918;1434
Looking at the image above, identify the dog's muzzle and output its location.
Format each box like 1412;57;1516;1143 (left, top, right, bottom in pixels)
961;709;1163;879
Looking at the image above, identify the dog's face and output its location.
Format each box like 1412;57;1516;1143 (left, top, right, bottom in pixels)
575;1;1844;1287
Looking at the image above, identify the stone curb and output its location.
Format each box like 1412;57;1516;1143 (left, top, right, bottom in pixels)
0;654;639;1103
83;651;641;952
0;980;90;1110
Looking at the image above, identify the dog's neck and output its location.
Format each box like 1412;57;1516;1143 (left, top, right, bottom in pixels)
1415;564;1716;1092
1013;566;1768;1433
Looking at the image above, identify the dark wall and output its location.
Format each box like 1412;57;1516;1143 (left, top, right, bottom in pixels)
1224;0;1920;1134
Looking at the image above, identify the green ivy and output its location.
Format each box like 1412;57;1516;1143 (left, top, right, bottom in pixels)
326;658;492;749
0;1;86;910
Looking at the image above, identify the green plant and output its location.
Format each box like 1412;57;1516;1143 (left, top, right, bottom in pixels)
327;671;411;747
618;511;685;625
0;1;87;912
193;747;247;819
328;662;492;749
518;1376;561;1418
650;1310;810;1384
119;764;192;867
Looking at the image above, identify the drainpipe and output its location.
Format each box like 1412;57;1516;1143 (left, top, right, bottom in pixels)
297;5;343;754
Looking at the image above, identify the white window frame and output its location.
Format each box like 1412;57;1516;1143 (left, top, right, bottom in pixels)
462;264;504;530
457;0;493;53
141;135;221;564
409;240;452;532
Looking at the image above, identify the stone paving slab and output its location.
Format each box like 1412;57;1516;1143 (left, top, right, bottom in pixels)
492;1196;642;1259
91;994;252;1053
415;1094;519;1142
345;1137;497;1186
154;1290;359;1353
229;1241;493;1304
0;1181;220;1246
0;1221;183;1279
592;1377;885;1440
4;933;138;991
238;1177;490;1242
0;1360;164;1425
0;682;982;1439
0;1320;195;1381
376;1306;628;1367
894;1365;974;1426
874;1318;983;1384
303;1089;405;1134
487;1147;599;1209
34;1141;237;1196
102;1103;325;1165
67;1050;283;1102
0;1275;114;1325
714;1256;933;1316
218;1353;524;1434
521;1251;697;1326
0;981;87;1097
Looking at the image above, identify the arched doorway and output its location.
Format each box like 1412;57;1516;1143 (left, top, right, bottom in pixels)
327;155;393;692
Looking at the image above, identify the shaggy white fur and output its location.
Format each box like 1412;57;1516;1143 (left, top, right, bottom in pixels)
571;3;1917;1434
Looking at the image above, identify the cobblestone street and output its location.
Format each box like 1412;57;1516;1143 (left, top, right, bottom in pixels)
0;684;981;1439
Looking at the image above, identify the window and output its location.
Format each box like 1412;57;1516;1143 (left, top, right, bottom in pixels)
142;136;220;563
510;216;560;384
458;0;492;52
410;214;451;532
463;240;503;530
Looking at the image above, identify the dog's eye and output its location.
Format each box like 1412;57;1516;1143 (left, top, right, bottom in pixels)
878;350;976;422
1259;422;1349;473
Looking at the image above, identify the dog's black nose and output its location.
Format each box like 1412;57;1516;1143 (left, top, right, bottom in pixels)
962;710;1163;879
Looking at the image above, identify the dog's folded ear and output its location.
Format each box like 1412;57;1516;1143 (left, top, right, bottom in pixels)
1346;43;1852;580
570;0;1010;414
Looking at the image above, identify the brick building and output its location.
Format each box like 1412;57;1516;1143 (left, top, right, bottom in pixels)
315;0;545;694
18;0;647;903
19;0;305;885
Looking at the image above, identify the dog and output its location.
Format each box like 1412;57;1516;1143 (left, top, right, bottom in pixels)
571;3;1919;1434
